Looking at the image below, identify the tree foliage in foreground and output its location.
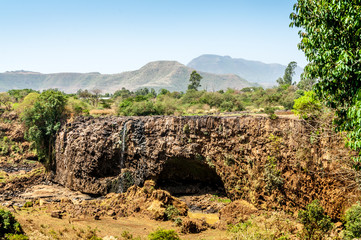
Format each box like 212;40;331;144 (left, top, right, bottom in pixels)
22;90;67;170
290;0;361;164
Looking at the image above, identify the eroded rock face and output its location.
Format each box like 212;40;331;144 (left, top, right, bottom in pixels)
54;115;360;218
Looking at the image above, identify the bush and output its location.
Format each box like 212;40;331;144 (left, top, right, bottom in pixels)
264;156;283;193
165;205;180;220
0;209;24;238
118;98;158;116
298;200;332;240
5;234;29;240
13;92;39;116
343;203;361;239
66;97;91;116
148;229;180;240
292;91;321;119
264;107;278;120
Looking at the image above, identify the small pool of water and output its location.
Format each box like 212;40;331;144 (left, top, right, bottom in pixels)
188;211;219;225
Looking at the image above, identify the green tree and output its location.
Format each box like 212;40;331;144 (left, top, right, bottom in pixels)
22;90;67;170
290;1;361;113
298;200;333;240
290;1;361;164
188;71;202;91
277;61;297;86
297;73;316;91
113;87;132;99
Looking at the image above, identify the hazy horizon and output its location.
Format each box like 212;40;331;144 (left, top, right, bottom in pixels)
0;0;306;74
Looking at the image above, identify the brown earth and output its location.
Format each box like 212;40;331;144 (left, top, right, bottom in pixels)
54;115;360;219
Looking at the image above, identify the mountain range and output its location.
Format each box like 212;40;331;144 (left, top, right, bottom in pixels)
0;55;304;93
187;54;303;87
0;61;253;93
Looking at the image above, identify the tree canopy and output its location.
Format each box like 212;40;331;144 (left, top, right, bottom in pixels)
277;61;297;86
290;1;361;164
290;0;361;122
188;71;202;91
22;90;67;170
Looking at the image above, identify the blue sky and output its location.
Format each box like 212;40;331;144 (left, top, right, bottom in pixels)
0;0;306;73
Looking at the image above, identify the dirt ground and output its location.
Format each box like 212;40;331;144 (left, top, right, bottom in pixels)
13;206;228;240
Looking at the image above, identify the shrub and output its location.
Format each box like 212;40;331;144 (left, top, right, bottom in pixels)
148;228;180;240
121;171;134;193
23;202;33;208
219;101;234;112
121;230;133;239
66;97;91;116
183;124;190;134
118;98;157;116
13;92;39;116
264;156;283;194
264;107;278;120
165;205;180;220
5;234;29;240
292;91;321;119
181;89;205;105
343;203;361;239
298;200;332;240
0;209;24;238
0;137;10;156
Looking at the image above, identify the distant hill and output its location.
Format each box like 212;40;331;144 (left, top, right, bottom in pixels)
0;61;255;93
187;54;304;87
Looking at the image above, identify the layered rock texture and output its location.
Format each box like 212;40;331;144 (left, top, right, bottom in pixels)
54;115;360;218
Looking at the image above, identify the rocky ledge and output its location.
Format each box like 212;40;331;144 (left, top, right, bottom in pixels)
54;115;360;219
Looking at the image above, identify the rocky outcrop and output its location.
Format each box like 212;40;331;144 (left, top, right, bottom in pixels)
54;115;360;218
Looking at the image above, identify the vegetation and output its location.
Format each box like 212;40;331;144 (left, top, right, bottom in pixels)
188;70;202;91
22;90;67;171
277;61;297;86
0;93;14;111
264;156;283;194
227;212;297;240
115;86;303;116
298;200;332;240
148;228;181;240
343;203;361;239
164;205;180;221
0;209;24;238
291;0;361;165
292;91;322;120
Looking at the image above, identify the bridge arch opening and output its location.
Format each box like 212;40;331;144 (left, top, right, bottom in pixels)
155;156;226;197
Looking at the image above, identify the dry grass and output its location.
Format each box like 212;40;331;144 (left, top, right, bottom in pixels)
89;109;116;116
227;211;301;240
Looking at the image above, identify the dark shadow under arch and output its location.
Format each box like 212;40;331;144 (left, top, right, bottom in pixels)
155;156;226;196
